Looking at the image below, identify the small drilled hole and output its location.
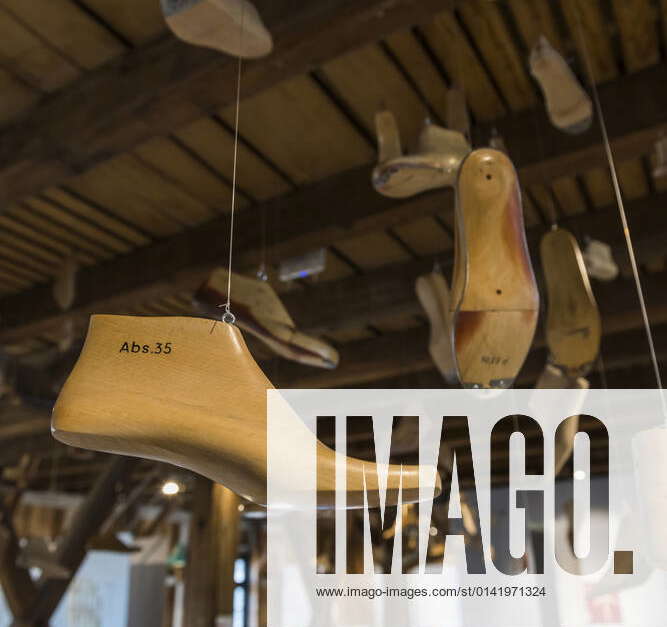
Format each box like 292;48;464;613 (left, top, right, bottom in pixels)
496;289;502;295
486;174;492;180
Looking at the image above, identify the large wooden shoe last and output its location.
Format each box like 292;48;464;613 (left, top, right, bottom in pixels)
51;315;438;507
540;228;601;378
451;149;539;388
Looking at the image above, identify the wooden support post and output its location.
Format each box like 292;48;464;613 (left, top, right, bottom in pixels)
0;523;37;625
183;478;215;627
161;522;181;627
212;485;240;626
184;479;241;627
247;524;267;627
14;456;137;626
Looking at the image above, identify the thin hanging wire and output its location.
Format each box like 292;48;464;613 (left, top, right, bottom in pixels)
573;8;665;416
219;6;246;326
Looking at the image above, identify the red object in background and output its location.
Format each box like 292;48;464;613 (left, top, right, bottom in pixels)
587;587;622;624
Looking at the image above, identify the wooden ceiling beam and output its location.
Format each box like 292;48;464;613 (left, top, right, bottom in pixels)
2;183;666;346
0;0;455;207
281;245;667;341
2;58;667;346
272;319;667;389
0;42;664;212
0;169;448;344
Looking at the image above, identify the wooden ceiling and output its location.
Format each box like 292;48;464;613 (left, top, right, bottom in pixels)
0;0;666;489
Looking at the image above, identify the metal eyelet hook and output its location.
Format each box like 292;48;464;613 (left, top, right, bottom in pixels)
218;303;236;325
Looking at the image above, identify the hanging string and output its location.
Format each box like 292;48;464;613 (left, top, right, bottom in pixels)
219;6;246;326
572;8;665;416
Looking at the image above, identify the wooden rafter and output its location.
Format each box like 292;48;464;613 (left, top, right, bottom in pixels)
1;181;666;345
272;322;667;389
0;0;455;207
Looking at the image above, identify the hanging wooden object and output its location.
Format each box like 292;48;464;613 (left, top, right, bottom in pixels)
372;111;470;199
53;256;78;311
161;0;272;58
415;271;458;385
53;255;79;353
541;227;601;378
451;149;539;389
196;268;339;369
52;315;439;506
530;36;592;134
583;239;618;282
652;134;667;178
535;363;589;474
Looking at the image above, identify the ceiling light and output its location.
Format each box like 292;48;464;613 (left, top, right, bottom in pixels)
161;480;180;496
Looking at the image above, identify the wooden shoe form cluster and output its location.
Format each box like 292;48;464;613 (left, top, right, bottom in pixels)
51;105;603;505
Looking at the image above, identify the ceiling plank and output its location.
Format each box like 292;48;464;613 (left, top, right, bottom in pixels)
421;10;506;121
610;0;659;73
458;0;537;111
559;0;618;83
320;43;428;146
0;0;456;207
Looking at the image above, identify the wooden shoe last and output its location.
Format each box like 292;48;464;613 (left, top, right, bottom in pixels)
161;0;272;58
451;149;539;388
51;315;438;507
415;271;458;385
529;36;593;134
541;228;601;378
372;111;470;199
